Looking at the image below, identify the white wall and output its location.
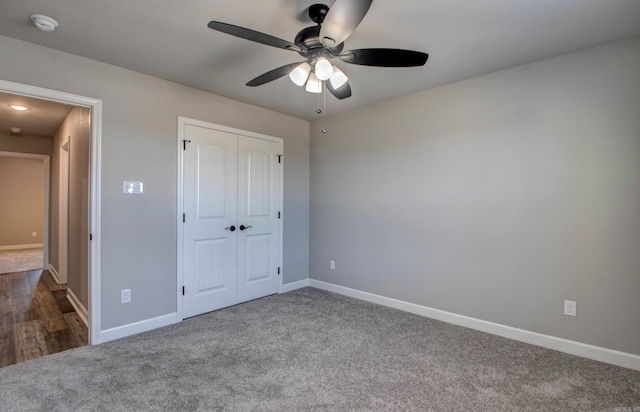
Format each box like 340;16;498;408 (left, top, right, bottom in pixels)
310;37;640;356
0;35;310;331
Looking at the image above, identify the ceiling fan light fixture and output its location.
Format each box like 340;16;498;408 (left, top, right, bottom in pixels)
289;62;311;86
329;67;348;89
305;73;322;94
314;57;334;81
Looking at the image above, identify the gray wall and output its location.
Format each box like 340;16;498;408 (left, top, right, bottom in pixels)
310;37;640;355
0;156;45;246
0;35;310;331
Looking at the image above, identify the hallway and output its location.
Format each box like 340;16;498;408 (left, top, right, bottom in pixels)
0;248;43;275
0;269;87;367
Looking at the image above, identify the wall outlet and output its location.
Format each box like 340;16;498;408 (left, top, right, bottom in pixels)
564;300;576;316
330;260;336;270
121;289;131;304
32;232;37;238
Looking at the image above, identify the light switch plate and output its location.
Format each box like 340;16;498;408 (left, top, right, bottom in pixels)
123;180;144;194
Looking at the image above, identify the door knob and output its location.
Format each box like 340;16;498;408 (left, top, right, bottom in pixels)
239;225;252;231
225;225;236;232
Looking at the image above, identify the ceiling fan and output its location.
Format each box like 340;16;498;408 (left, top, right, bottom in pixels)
207;0;428;100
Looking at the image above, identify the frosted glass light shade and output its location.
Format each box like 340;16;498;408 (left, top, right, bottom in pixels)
305;73;322;93
289;62;311;86
329;67;348;89
314;57;334;81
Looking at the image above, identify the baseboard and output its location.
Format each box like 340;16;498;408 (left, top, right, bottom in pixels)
48;264;61;284
280;278;310;293
98;313;179;344
0;243;43;251
309;279;640;371
66;287;88;327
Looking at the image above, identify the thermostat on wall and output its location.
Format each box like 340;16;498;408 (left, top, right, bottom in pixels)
123;180;144;194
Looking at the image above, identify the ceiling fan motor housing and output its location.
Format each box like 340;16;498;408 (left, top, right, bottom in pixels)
295;26;344;58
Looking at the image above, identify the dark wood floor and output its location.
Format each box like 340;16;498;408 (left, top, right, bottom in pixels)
0;269;87;367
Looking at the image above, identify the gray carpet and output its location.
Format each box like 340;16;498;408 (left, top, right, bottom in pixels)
0;248;43;274
1;288;638;411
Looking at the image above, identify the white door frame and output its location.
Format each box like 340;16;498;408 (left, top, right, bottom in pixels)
58;138;70;284
177;116;283;321
0;79;102;345
0;151;50;267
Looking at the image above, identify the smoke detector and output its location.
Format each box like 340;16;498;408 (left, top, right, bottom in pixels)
31;14;59;32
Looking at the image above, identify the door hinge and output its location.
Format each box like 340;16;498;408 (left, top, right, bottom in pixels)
182;286;185;296
89;233;93;241
183;213;186;223
277;154;282;164
278;211;281;219
277;267;280;275
183;139;191;150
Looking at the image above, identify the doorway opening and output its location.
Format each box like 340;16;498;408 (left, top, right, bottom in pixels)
0;79;102;353
0;151;49;274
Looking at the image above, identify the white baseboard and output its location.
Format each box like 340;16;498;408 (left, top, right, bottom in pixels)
0;243;43;251
280;278;310;293
98;313;178;344
66;287;88;327
48;264;62;284
309;279;640;371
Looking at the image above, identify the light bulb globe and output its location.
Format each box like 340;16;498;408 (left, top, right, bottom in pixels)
315;57;334;81
289;62;311;86
329;67;348;90
305;73;322;94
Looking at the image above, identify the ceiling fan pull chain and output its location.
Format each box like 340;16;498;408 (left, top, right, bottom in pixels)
322;82;328;134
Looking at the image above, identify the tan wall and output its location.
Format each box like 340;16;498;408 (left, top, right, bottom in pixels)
50;107;90;307
0;156;45;247
0;132;52;156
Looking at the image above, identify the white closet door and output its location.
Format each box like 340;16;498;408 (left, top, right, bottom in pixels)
236;135;281;303
182;125;238;318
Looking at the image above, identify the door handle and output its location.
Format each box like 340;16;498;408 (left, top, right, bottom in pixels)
225;225;236;232
239;225;252;231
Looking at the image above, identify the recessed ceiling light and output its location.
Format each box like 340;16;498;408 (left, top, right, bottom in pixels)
31;14;59;32
9;104;30;111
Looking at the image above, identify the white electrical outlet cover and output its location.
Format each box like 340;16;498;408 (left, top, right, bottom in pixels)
564;300;576;316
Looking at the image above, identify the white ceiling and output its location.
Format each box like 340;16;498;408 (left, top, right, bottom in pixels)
0;91;73;137
1;0;639;121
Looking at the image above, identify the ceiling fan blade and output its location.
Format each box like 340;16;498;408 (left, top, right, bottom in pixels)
319;0;373;48
326;80;352;100
246;62;304;87
339;48;428;67
208;21;301;52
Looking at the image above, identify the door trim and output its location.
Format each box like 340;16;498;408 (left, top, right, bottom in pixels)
0;151;50;270
0;79;103;345
177;116;284;321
